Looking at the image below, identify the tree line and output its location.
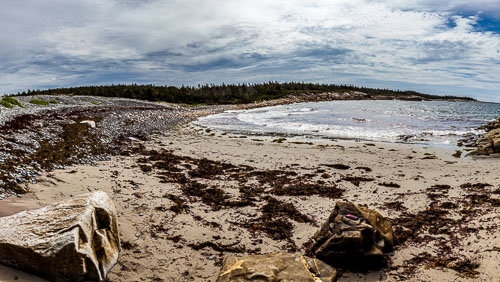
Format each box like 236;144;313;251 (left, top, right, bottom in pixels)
16;82;475;104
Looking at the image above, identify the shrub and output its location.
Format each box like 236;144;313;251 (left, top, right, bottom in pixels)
0;99;13;108
30;99;50;106
1;97;24;108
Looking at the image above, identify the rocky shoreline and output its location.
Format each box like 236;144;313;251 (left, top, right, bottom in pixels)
1;91;474;199
459;117;500;156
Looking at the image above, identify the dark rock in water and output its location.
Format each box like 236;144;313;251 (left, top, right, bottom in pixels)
397;134;415;142
216;253;337;282
0;192;120;281
312;202;394;270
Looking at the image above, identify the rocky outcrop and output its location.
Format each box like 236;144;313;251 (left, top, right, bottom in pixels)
312;202;394;269
465;118;500;155
0;191;120;281
216;253;337;282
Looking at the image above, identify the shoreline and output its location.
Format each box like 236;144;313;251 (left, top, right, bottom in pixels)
0;95;499;281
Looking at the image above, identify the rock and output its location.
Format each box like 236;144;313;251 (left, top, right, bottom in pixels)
494;138;500;151
0;191;120;281
80;120;96;128
312;202;393;269
470;119;500;155
471;128;500;155
216;253;337;282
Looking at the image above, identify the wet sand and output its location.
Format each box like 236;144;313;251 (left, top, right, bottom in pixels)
1;124;499;281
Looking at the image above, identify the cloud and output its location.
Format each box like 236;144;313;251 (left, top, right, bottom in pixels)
0;0;499;101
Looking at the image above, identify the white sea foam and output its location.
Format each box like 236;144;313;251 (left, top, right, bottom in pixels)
196;100;500;145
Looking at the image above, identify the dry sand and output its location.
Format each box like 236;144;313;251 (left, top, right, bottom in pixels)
1;124;499;281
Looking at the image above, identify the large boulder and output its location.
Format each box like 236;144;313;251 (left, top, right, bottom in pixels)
312;202;393;269
216;253;337;282
0;191;120;281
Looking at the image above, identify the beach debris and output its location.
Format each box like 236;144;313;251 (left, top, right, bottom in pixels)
0;191;120;281
312;202;394;269
80;120;96;128
216;253;337;282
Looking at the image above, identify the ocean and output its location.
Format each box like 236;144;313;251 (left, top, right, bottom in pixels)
196;100;500;146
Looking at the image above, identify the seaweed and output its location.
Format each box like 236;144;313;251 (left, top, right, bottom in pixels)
340;176;374;186
378;182;400;188
391;206;456;246
188;241;247;253
452;150;462;158
272;181;344;199
460;183;492;191
323;164;350;170
237;197;314;245
32;120;106;170
272;138;287;143
384;201;406;210
261;196;314;224
164;194;190;214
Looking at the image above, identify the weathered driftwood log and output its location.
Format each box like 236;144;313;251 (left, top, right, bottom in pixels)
312;202;394;269
216;253;337;282
0;191;120;281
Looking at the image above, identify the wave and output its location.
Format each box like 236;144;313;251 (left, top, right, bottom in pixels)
196;100;500;145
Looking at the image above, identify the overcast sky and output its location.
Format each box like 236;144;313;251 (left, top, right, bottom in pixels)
1;0;499;101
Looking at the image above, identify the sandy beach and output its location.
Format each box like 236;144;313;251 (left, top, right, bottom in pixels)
1;119;499;281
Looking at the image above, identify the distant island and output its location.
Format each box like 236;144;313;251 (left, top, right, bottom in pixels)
15;82;476;105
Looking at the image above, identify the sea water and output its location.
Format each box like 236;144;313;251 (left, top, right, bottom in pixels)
196;100;500;146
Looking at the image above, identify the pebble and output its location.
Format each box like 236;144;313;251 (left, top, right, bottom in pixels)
0;94;223;197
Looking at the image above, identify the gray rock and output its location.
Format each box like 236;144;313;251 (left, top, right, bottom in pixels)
0;191;120;281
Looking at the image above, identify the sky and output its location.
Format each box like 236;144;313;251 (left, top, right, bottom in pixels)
1;0;500;102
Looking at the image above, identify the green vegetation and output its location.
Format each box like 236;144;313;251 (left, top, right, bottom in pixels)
14;82;476;105
0;96;23;108
0;100;13;108
49;99;58;104
91;101;100;105
30;99;50;106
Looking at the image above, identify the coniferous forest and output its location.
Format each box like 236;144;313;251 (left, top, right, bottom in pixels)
16;82;475;104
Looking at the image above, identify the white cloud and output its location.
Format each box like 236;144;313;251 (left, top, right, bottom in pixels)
0;0;499;101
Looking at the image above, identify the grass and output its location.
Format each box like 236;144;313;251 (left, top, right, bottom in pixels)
91;101;100;105
49;99;58;104
0;100;13;108
30;99;50;106
0;97;23;108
